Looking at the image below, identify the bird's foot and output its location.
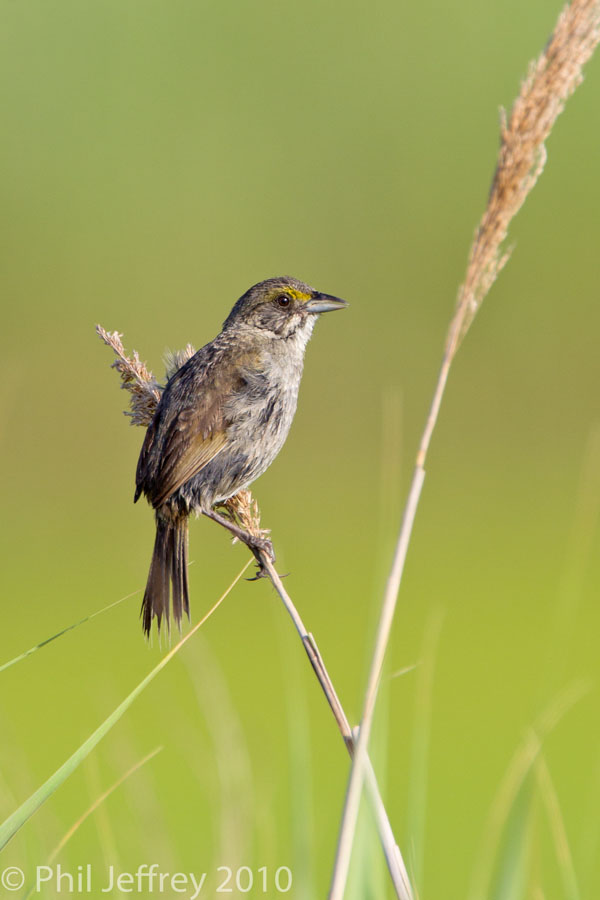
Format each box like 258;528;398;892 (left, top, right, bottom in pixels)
241;535;274;580
253;534;275;561
248;533;275;562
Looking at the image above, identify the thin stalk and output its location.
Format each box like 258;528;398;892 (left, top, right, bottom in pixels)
259;556;413;900
329;284;466;900
329;0;600;893
328;396;429;899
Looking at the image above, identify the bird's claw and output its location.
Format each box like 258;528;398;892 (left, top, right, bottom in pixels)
244;538;275;581
246;565;269;582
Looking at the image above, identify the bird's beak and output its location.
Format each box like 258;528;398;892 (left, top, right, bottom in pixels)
304;293;349;314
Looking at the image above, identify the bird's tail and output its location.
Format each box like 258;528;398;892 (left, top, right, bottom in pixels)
141;514;189;636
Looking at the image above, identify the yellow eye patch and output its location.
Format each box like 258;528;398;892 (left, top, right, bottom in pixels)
283;288;312;301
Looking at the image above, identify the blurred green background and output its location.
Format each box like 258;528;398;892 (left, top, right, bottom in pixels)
2;0;600;897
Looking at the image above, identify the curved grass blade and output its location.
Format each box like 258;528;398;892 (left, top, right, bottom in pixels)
0;591;139;676
22;747;162;900
406;608;444;889
0;561;251;852
490;776;534;900
468;680;589;900
536;756;581;900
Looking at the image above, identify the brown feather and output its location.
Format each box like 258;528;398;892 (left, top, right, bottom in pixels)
150;430;227;508
141;516;189;635
136;346;260;509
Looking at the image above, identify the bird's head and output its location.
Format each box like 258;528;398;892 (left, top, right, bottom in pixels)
223;276;348;341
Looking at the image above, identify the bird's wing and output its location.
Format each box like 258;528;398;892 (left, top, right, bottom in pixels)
135;345;256;509
149;421;228;509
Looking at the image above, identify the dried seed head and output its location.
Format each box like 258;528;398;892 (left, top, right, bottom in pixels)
452;0;600;352
216;490;268;542
97;325;262;517
96;325;161;426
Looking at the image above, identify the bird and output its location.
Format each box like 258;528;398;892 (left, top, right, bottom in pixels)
134;276;348;635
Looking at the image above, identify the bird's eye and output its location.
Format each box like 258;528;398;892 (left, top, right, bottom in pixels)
275;294;291;308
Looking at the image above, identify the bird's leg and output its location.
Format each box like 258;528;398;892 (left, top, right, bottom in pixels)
203;507;275;573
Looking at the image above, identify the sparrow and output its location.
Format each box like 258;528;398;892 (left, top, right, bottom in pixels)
134;276;347;635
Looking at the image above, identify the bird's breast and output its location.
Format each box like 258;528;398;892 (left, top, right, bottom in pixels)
228;362;300;444
178;343;306;508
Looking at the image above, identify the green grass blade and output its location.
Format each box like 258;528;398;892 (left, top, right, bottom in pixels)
21;747;162;900
489;776;534;900
536;756;581;900
0;561;250;852
468;681;589;900
0;591;138;675
407;607;444;888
